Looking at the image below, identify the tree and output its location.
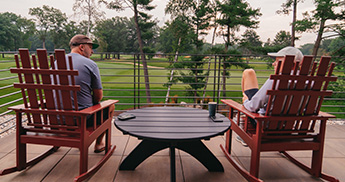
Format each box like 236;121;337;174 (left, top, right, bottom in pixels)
273;30;292;47
277;0;304;47
0;12;35;51
158;16;194;54
61;21;86;50
295;0;344;58
49;16;69;49
159;16;195;104
94;17;131;52
137;13;158;56
328;37;345;69
29;5;67;49
300;43;314;55
239;29;262;54
166;0;213;49
73;0;105;36
214;0;260;96
172;55;209;104
101;0;155;103
216;0;261;51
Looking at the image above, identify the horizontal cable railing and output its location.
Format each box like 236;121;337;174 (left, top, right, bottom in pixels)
0;52;344;135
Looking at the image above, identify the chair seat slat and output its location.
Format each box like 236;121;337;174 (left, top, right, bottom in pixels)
27;123;79;130
25;128;81;136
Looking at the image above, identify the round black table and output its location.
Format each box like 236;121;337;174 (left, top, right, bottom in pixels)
114;106;231;182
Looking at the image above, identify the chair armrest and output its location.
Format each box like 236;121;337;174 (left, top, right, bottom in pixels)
318;111;336;119
78;99;119;115
221;99;262;120
8;104;26;111
8;100;119;117
221;99;336;121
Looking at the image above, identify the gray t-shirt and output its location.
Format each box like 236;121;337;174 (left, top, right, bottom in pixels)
63;53;102;110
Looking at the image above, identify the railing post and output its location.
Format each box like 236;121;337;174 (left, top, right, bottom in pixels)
134;54;136;109
137;54;141;108
213;56;217;102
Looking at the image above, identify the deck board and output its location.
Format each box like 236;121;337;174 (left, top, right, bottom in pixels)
0;124;344;182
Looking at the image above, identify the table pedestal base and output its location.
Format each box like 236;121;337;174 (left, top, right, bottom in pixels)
119;140;224;182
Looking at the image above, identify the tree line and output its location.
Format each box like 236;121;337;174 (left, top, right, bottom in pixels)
0;0;344;56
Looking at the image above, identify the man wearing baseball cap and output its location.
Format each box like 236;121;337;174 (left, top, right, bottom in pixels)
68;34;114;153
236;46;303;146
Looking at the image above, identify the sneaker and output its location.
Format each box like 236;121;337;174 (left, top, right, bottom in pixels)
236;135;248;147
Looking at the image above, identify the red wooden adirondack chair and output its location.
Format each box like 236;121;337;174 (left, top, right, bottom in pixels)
0;49;118;182
221;55;339;182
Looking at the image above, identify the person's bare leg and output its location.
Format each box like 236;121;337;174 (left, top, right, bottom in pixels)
95;104;115;152
242;68;259;92
241;69;259;102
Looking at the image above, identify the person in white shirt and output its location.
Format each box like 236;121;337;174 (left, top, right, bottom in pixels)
236;46;304;146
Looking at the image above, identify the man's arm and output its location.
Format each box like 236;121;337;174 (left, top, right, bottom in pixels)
92;89;103;105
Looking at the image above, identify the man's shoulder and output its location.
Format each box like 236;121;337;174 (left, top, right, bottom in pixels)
68;53;97;65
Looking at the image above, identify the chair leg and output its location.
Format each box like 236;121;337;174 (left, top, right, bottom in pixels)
311;150;322;176
0;142;26;175
16;141;27;170
79;146;89;175
225;129;232;154
106;128;111;153
250;147;260;178
74;145;116;182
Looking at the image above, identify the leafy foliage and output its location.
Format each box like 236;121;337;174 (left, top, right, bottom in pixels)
29;5;68;49
294;0;345;56
174;54;208;101
158;16;194;54
166;0;213;48
0;12;35;51
216;0;261;51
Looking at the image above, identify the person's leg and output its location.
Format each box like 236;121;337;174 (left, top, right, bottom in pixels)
237;69;259;147
242;68;259;93
94;104;115;152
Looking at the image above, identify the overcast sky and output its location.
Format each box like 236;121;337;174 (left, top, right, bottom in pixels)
1;0;321;47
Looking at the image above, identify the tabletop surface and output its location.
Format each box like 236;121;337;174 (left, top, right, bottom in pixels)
114;106;231;141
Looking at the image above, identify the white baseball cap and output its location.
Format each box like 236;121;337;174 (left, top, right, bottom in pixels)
268;46;303;61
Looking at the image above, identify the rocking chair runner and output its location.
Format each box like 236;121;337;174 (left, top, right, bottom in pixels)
0;49;118;182
221;55;339;182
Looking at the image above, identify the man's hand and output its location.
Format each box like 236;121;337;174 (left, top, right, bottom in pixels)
242;93;248;103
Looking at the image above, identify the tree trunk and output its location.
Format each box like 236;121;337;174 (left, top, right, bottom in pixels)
291;0;297;47
312;19;326;58
134;5;151;103
225;26;230;51
202;11;219;103
43;38;46;49
165;37;181;105
87;0;91;37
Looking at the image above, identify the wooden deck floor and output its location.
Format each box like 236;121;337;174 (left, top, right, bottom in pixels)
0;123;345;182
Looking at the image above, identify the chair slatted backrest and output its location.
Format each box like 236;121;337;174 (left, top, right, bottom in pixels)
263;55;336;135
12;49;80;133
